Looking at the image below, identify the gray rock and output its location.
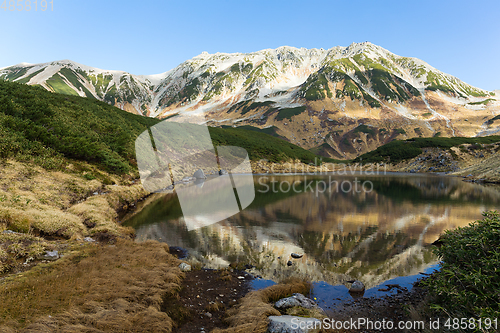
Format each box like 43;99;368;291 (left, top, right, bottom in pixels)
268;315;321;333
193;169;206;179
291;253;303;259
2;230;19;235
287;260;293;266
42;250;59;261
349;280;365;293
83;237;95;242
179;262;191;272
275;293;318;310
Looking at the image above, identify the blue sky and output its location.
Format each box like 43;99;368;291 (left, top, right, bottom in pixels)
1;0;499;90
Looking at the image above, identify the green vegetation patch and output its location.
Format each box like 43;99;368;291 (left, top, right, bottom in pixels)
425;72;455;94
178;78;200;101
352;53;386;71
354;140;422;163
223;125;286;140
45;73;80;96
229;101;276;116
58;68;95;98
353;124;376;137
3;67;29;81
89;73;114;96
361;90;380;108
0;80;159;173
275;106;307;121
354;135;500;164
367;68;414;102
342;77;362;100
300;73;332;101
486;114;500;125
208;126;319;164
15;68;46;85
424;211;500;320
0;80;349;173
468;98;496;106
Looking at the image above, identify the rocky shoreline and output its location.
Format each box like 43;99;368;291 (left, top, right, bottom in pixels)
169;244;433;333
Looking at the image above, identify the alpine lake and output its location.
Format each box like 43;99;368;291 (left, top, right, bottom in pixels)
123;172;500;312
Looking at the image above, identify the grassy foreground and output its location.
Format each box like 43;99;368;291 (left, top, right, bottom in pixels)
212;279;313;333
0;240;181;332
0;159;147;274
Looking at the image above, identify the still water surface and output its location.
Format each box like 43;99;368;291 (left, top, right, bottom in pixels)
124;173;500;308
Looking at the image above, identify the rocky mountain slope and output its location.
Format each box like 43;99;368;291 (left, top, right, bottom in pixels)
1;42;499;159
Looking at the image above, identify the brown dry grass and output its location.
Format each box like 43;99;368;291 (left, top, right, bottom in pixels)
0;232;49;274
0;239;183;332
217;269;232;282
0;159;146;240
211;278;310;333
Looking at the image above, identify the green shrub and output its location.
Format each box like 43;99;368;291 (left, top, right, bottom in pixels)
0;80;159;173
424;211;500;321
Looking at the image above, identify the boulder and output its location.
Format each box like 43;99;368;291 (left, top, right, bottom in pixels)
193;169;206;179
42;250;59;261
268;315;321;333
275;293;318;310
349;280;365;293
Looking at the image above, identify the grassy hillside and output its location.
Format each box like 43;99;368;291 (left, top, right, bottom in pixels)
209;126;324;164
0;80;328;174
354;136;500;164
0;80;159;173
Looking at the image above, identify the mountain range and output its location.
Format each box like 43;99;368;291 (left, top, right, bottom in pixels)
1;42;498;159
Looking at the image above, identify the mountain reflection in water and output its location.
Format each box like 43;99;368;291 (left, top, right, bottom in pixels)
124;174;500;292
